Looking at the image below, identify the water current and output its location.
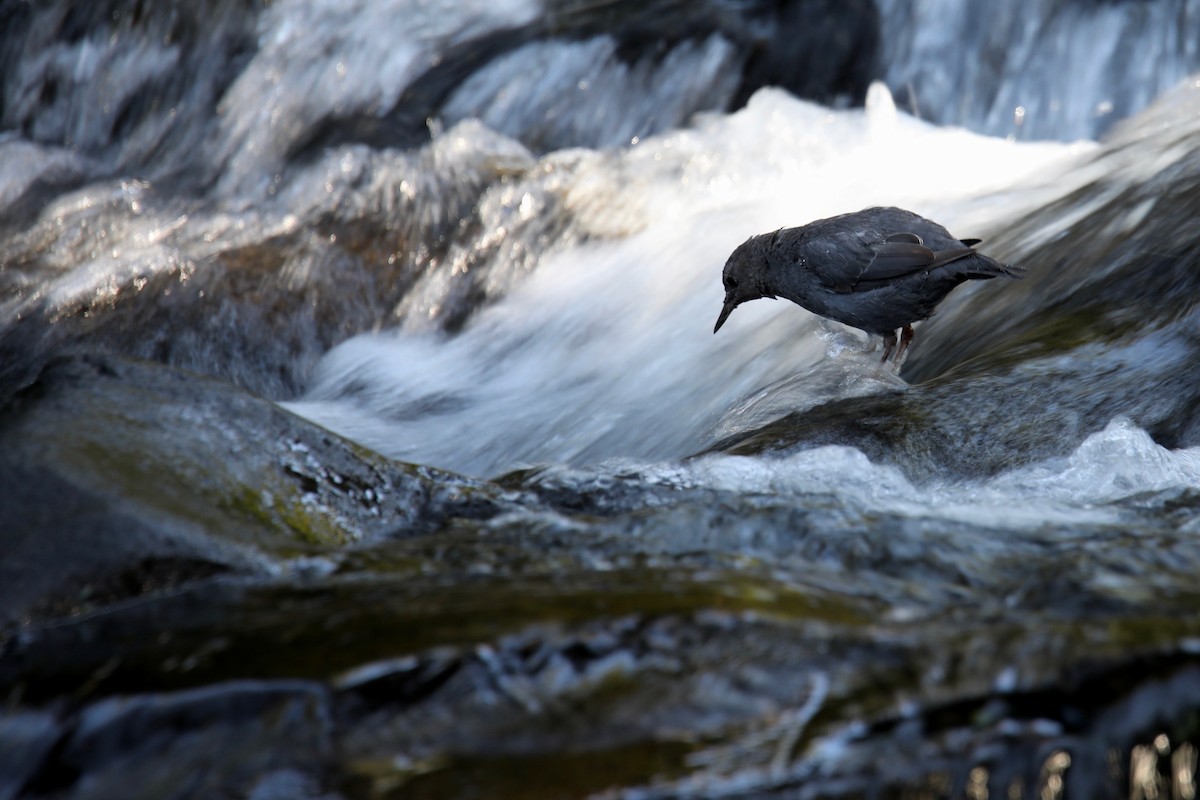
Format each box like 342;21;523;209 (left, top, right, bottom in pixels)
5;1;1200;797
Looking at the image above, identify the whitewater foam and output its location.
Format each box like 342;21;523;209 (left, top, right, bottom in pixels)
679;417;1200;529
287;85;1092;477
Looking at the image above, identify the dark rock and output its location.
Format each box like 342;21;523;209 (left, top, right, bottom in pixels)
0;0;263;192
907;82;1200;384
5;348;1200;797
0;709;59;800
709;334;1200;480
266;0;880;159
20;681;335;800
0;125;554;400
0;353;508;628
732;0;879;110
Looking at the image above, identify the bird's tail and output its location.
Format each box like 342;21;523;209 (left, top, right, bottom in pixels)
959;245;1024;280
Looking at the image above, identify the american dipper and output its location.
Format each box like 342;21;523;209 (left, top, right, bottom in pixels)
713;207;1022;362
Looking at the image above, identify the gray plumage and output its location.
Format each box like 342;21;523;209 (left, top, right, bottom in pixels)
713;206;1023;362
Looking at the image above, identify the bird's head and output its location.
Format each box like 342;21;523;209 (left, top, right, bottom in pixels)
714;231;778;333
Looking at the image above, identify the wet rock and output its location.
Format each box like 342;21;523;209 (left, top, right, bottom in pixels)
876;0;1200;140
18;681;337;800
413;0;880;154
6;395;1200;798
909;79;1200;383
710;338;1200;480
0;710;59;800
731;0;880;110
1;0;878;194
0;0;261;194
0;123;567;399
0;353;508;628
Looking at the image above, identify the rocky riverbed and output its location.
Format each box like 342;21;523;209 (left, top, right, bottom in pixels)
4;2;1200;798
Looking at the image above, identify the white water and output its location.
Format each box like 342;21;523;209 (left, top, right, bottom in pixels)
688;418;1200;529
287;85;1094;478
214;0;543;196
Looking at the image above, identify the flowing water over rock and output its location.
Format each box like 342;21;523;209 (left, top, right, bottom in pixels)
4;2;1200;798
875;0;1200;141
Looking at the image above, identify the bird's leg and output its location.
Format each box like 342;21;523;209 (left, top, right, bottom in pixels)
895;324;915;362
880;331;897;363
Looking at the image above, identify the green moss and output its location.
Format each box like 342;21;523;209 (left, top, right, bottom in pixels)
220;485;353;548
26;391;364;550
927;303;1132;384
66;435;243;532
1104;610;1200;651
65;430;354;550
706;389;915;460
349;739;698;800
7;569;881;703
330;548;430;576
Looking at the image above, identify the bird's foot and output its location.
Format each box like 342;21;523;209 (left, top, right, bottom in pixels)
894;324;915;363
879;326;915;370
880;331;897;363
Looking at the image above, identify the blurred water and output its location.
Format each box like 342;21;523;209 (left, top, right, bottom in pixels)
214;0;543;196
876;0;1200;140
286;85;1088;476
4;0;1193;205
441;34;743;151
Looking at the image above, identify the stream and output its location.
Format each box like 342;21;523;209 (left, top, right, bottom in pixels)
4;1;1200;798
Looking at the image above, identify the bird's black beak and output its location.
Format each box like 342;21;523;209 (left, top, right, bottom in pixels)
713;298;736;333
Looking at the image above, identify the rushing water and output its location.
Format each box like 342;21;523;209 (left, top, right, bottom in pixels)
285;85;1087;476
875;0;1200;140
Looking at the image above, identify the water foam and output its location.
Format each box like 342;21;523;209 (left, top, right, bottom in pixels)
287;86;1091;477
684;417;1200;529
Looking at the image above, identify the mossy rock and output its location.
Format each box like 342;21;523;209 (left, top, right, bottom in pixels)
0;353;508;627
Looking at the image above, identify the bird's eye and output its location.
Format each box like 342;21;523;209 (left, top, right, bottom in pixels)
725;277;738;290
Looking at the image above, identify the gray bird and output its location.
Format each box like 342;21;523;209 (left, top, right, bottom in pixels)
713;206;1023;362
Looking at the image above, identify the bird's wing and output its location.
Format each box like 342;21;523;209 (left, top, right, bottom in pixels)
817;231;976;292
